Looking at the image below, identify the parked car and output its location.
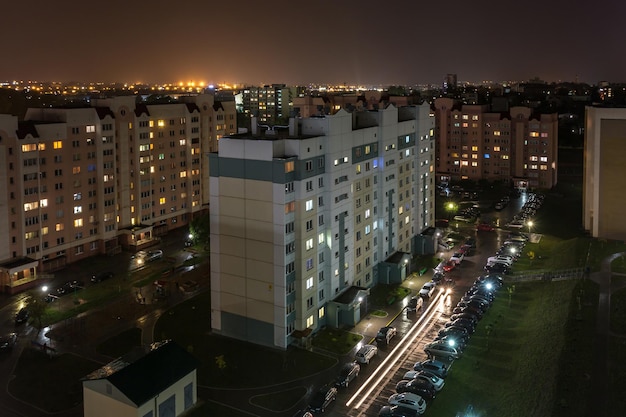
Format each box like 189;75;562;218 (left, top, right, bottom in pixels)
336;361;360;388
432;271;445;284
376;326;397;345
450;252;465;265
309;384;337;413
487;256;514;266
355;344;378;364
15;307;29;325
378;405;420;417
452;305;484;318
445;319;476;334
457;299;489;312
91;271;114;282
442;260;456;272
419;282;437;298
450;312;480;325
402;370;446;392
407;296;424;312
413;359;449;378
434;335;467;353
424;341;460;361
395;379;436;401
388;393;427;414
477;223;495;232
484;263;510;275
146;250;163;261
437;327;470;343
0;332;17;352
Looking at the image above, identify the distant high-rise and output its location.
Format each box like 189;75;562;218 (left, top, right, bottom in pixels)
443;74;457;93
433;98;559;189
583;106;626;240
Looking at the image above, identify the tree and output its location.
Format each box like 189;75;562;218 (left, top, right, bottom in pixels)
189;214;209;245
26;294;47;330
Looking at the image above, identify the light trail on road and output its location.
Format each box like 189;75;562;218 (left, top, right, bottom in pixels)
345;288;449;412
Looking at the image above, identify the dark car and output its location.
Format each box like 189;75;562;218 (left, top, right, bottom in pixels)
457;299;489;312
0;333;17;352
395;379;436;401
309;384;337;413
335;361;360;388
438;326;470;342
450;312;480;325
413;359;449;379
484;263;510;274
15;307;29;325
445;318;476;334
378;405;420;417
376;326;397;345
434;335;467;352
91;271;114;282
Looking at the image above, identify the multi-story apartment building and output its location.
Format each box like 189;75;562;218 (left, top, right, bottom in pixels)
433;97;559;189
0;94;236;294
236;84;298;124
583;106;626;241
209;103;435;349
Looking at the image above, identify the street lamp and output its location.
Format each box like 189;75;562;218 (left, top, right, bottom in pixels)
527;220;534;235
446;202;456;220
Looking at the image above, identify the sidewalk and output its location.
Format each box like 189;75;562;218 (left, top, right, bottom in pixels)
350;270;433;348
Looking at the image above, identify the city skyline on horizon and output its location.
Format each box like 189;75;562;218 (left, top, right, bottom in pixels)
2;1;625;86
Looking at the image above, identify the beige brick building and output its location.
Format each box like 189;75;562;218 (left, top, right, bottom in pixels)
0;94;236;294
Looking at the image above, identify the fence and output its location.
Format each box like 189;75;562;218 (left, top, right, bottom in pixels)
507;267;584;283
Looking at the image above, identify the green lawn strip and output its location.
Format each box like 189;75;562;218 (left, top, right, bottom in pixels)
250;386;307;411
532;191;584;239
96;327;142;358
370;284;411;307
311;328;363;355
153;291;336;388
9;348;100;412
587;239;626;272
610;255;626;274
551;279;597;417
427;280;577;417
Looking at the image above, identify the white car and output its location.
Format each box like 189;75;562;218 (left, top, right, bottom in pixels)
486;256;513;266
450;252;465;265
388;392;427;414
355;344;378;364
424;341;460;360
419;282;436;298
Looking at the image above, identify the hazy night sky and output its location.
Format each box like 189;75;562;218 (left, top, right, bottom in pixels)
1;0;625;86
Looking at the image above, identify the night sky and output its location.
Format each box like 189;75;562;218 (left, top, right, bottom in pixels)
2;0;624;86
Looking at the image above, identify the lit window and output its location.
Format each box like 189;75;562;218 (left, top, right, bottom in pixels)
73;206;82;214
86;125;95;133
306;315;314;328
494;131;501;136
306;200;313;211
306;277;314;289
318;307;325;319
493;146;501;152
318;233;324;245
56;223;64;231
306;238;314;250
365;209;370;219
74;218;83;227
53;141;63;149
365;225;371;235
540;156;548;162
461;161;469;166
530;132;539;137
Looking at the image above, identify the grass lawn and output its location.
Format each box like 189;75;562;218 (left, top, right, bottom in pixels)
426;280;586;417
96;327;142;358
9;348;101;412
250;386;307;412
185;400;253;417
369;284;411;307
153;291;337;388
311;328;363;355
611;255;626;274
609;283;626;334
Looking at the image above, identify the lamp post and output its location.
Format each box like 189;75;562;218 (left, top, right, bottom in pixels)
446;202;456;220
527;220;533;236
